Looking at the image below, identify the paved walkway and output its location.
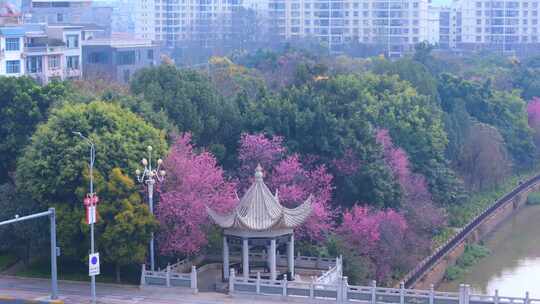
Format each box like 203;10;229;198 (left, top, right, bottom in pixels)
0;275;292;304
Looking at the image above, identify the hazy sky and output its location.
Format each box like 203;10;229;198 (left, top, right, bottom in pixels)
432;0;451;6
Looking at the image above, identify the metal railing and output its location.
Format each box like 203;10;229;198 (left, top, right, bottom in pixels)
402;173;540;288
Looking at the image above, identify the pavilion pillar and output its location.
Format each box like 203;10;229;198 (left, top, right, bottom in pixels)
287;234;294;279
223;235;230;280
242;238;249;279
270;238;277;280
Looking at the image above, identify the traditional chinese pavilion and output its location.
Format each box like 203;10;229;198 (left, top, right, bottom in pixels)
207;165;312;281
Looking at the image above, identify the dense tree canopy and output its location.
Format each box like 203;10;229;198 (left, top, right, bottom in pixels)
16;101;166;259
130;65;241;163
3;46;540;286
0;77;67;183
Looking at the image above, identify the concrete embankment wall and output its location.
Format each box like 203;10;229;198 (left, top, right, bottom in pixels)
404;175;540;289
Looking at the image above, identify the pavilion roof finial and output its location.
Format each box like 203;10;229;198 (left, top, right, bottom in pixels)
255;164;264;182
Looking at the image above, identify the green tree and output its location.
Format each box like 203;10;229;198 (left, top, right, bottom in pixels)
241;73;460;206
98;168;157;283
0;182;47;264
130;65;241;163
0;77;67;183
439;73;534;167
16;101;166;260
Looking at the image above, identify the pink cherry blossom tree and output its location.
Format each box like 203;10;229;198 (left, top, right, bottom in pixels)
157;133;237;256
527;97;540;149
237;133;335;241
338;205;409;282
375;129;445;235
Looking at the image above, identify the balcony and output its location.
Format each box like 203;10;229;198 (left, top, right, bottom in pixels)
64;68;81;78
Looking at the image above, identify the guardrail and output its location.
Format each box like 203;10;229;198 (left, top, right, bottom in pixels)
316;256;342;284
225;253;336;270
229;270;539;304
402;173;540;288
140;263;198;293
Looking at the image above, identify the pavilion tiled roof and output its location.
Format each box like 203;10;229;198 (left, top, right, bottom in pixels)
207;165;312;231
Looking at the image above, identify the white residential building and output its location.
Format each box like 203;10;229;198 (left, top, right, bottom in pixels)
450;0;540;53
265;0;431;56
0;27;25;77
135;0;246;47
0;24;83;83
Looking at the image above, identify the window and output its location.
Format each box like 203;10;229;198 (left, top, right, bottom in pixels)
6;60;20;74
57;13;63;22
88;52;107;63
67;56;79;70
117;51;136;65
48;55;60;69
5;38;19;51
66;34;79;48
147;49;154;60
26;56;43;73
123;69;130;83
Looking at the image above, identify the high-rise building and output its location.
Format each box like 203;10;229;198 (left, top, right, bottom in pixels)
450;0;540;54
21;0;113;36
135;0;247;48
265;0;431;56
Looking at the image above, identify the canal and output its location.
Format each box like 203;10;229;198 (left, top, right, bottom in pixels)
438;204;540;298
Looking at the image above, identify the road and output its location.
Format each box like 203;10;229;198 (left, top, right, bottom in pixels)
0;275;286;304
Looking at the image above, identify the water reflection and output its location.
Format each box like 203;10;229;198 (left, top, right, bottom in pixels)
438;205;540;298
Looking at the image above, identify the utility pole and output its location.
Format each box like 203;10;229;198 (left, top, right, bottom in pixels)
136;145;166;271
73;132;98;304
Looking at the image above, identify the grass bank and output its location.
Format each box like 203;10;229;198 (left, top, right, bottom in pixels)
444;244;490;282
432;167;540;248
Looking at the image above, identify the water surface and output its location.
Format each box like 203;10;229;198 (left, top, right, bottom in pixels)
438;205;540;298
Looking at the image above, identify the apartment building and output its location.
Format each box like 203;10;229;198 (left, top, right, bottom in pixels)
22;0;113;36
449;0;540;53
0;24;83;83
266;0;431;55
135;0;261;48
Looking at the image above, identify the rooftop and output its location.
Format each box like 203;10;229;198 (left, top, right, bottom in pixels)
207;165;312;231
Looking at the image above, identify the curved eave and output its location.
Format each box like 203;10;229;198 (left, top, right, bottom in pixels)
207;206;235;228
282;195;313;228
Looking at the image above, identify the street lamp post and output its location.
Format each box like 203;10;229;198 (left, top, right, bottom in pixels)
136;145;165;271
73;132;97;304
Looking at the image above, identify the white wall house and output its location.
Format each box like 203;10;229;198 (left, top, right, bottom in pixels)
0;27;25;77
0;24;83;83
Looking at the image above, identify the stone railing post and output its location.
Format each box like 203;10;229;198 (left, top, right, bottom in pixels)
371;280;377;304
459;284;464;304
342;276;348;303
310;280;315;299
229;268;235;294
525;291;530;304
494;290;499;304
256;272;261;294
282;278;287;297
399;282;405;304
465;284;470;304
429;284;435;304
166;264;171;287
140;264;146;286
336;277;342;303
190;266;198;294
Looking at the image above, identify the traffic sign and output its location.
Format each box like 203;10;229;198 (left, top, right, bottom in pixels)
89;252;100;276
